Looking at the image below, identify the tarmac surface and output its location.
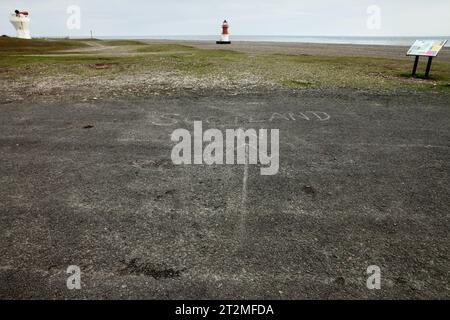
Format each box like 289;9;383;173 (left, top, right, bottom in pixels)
0;89;449;299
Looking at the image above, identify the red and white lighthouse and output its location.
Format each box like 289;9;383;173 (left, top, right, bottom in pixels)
216;20;231;44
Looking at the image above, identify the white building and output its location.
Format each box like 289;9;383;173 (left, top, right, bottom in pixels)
9;10;31;39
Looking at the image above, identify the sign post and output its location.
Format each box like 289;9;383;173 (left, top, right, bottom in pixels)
425;57;433;78
407;40;447;78
412;56;420;76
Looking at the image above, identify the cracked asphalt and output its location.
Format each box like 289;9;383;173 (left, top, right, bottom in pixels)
0;89;449;299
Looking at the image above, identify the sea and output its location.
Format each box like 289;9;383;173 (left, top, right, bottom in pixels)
98;35;450;46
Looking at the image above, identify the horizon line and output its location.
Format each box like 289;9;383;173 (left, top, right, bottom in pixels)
24;34;450;38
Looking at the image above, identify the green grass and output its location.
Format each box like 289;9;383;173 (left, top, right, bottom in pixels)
1;38;449;92
0;37;89;54
253;54;450;90
101;40;145;46
136;44;196;53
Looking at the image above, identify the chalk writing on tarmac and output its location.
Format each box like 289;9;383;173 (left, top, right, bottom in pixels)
150;111;331;126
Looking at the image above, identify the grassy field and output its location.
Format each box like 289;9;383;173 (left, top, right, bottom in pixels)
0;37;90;53
1;37;450;96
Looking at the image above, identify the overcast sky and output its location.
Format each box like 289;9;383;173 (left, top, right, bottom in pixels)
1;0;449;37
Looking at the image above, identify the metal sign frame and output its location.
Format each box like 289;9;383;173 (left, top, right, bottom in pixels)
407;40;447;78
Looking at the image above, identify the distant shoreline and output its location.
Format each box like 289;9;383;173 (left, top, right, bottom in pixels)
139;35;450;47
37;35;450;47
21;35;450;62
139;39;450;63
